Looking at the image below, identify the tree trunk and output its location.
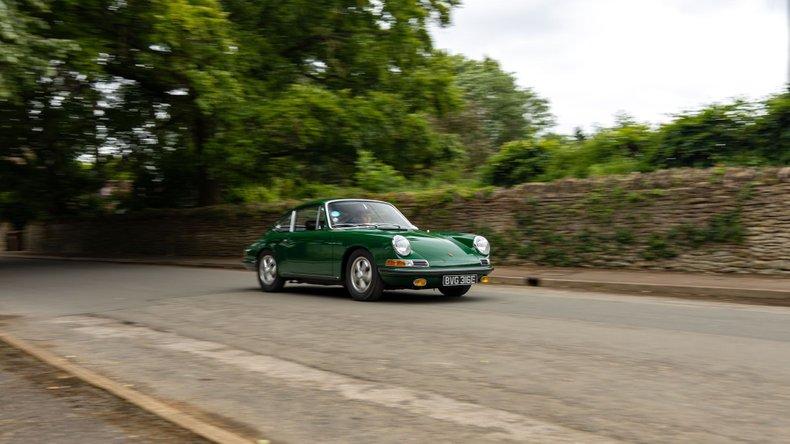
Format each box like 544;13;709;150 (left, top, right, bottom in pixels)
197;165;221;206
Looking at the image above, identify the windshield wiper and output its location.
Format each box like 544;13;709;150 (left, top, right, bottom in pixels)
371;223;405;230
333;223;406;230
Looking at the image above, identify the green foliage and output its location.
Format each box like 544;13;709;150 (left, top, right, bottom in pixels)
226;185;280;204
482;139;552;186
580;190;615;223
650;100;758;168
0;1;80;102
0;0;469;220
354;150;407;192
1;0;787;226
538;117;656;181
614;228;635;245
752;92;790;164
705;210;746;243
437;56;553;163
227;177;375;205
645;208;745;260
484;92;789;189
642;234;678;260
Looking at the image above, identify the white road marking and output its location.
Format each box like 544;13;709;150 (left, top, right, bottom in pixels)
58;315;614;443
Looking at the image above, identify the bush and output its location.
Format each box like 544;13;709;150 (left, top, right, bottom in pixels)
354;150;407;192
650;100;758;168
482;140;551;186
642;234;678;260
751;91;790;164
227;185;280;204
706;211;745;243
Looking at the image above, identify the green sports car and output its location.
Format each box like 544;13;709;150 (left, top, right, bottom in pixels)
243;199;493;301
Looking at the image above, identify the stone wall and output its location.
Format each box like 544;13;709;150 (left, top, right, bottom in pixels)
23;167;790;275
0;223;8;251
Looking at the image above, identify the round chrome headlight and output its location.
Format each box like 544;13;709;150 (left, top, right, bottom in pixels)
473;236;490;255
392;235;411;256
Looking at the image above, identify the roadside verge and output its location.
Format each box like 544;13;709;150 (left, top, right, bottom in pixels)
488;275;790;301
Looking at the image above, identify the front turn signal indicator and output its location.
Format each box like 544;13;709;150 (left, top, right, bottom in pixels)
386;259;411;267
413;278;427;287
481;276;490;284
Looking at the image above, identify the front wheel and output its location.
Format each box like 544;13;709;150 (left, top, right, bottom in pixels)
257;251;285;292
439;285;471;298
345;250;384;301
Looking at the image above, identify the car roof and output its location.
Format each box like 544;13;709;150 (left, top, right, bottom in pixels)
295;198;330;208
294;198;388;210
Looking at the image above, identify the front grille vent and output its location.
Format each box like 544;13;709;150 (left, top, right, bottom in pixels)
412;259;430;267
480;258;491;266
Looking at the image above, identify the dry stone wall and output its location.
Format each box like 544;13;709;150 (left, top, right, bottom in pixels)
22;167;790;275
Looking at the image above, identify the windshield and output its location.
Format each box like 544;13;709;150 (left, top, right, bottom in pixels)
327;201;415;229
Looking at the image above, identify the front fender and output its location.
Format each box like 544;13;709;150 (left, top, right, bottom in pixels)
243;233;280;266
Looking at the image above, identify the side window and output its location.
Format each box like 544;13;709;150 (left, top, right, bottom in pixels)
294;206;319;231
272;212;293;232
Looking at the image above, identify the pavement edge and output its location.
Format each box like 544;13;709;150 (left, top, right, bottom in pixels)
0;329;258;444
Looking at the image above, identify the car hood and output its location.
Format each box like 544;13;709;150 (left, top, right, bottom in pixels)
334;227;485;266
403;231;481;266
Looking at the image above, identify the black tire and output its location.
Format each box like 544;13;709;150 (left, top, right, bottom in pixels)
345;249;384;301
257;250;285;292
439;285;471;298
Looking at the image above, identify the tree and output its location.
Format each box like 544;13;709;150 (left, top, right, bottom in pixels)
1;0;465;218
220;0;463;186
1;0;102;224
438;56;553;163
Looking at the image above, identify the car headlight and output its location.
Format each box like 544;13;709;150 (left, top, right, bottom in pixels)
392;235;411;256
473;236;490;255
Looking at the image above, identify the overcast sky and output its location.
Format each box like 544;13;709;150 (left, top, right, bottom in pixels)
431;0;788;133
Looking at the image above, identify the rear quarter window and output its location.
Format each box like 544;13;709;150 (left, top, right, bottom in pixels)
272;212;292;232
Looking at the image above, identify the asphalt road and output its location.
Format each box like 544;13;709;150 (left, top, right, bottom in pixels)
1;258;789;443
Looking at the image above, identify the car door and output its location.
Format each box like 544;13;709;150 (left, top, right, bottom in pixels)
311;206;338;278
279;205;334;278
266;210;294;266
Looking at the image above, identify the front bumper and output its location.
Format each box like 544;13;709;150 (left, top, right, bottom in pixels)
378;265;494;289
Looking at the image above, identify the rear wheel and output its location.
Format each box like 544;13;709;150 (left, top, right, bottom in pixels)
439;285;471;298
345;250;384;301
257;251;285;292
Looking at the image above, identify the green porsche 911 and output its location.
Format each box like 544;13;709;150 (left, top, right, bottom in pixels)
243;199;493;301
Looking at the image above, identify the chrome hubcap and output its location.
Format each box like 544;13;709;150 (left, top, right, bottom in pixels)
259;255;277;285
350;257;373;293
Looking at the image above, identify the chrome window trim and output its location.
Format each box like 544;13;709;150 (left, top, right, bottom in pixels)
316;205;326;230
324;202;331;229
289;210;296;232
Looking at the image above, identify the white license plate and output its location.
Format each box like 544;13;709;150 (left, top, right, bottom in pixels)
443;274;477;286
